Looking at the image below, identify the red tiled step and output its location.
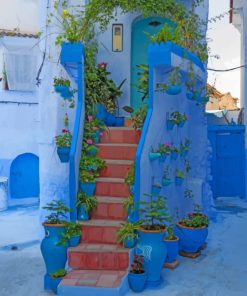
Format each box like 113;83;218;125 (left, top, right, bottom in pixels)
100;159;133;179
80;219;123;244
61;269;127;288
68;243;129;270
100;127;141;144
91;196;127;220
95;177;130;197
97;143;137;161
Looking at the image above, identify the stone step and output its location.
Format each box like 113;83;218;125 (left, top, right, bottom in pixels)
68;243;129;270
100;159;133;179
100;127;140;144
97;143;137;161
58;270;128;296
91;196;127;220
80;219;124;244
95;178;130;197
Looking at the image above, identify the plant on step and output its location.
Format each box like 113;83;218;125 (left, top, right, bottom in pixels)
80;154;105;172
117;221;142;246
82;141;98;156
55;129;72;147
59;221;82;246
169;112;188;126
42;200;72;224
76;191;98;213
53;77;70;87
123;194;134;213
131;105;148;130
79;170;98;183
125;164;135;187
138;193;172;231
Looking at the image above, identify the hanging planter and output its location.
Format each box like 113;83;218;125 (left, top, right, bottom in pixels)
68;235;81;247
60;42;84;64
162;178;173;187
166;85;182;95
57;147;70;163
55;129;72;163
151;184;162;196
166;119;175;130
149;152;161;161
80;182;96;196
53;77;73;99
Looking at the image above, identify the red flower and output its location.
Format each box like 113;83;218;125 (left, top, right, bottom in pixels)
62;129;69;133
97;62;108;69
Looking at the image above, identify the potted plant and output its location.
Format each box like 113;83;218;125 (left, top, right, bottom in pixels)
165;67;182;95
169;111;188;127
149;147;161;161
163;227;179;264
40;200;71;279
59;221;82;247
55;129;72;163
128;255;147;293
162;166;173;187
79;170;97;197
124;164;135;194
50;268;67;294
170;145;180;160
53;77;73;99
175;170;185;186
123;194;135;222
136;193;171;287
156;142;172;161
80;154;105;173
76;191;98;221
83;140;98;156
151;183;162;196
180;138;191;158
117;221;141;248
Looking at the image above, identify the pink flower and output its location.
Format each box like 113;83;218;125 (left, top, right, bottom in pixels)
92;126;99;131
88;115;93;122
164;142;172;147
86;139;93;145
100;132;104;137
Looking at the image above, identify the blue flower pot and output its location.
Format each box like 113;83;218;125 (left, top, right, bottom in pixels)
151;185;161;196
175;177;184;186
136;229;167;287
57;147;70;163
61;42;84;64
96;104;107;121
86;146;98;156
166;85;182;95
123;236;136;248
77;204;89;221
166;120;175;130
69;235;81;247
186;91;200;101
50;276;63;294
149;152;161;161
174;223;208;253
54;85;67;94
128;271;147;293
178;121;185;128
162;178;173;187
164;237;179;263
80;182;96;196
105;112;116;126
171;151;178;160
180;150;189;158
115;117;125;127
159;154;168;162
40;224;68;276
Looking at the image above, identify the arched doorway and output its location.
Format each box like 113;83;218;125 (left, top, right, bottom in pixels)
131;17;171;110
10;153;40;199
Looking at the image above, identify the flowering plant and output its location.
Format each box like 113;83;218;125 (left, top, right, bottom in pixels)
180;212;209;228
55;129;72;147
129;255;145;274
53;77;70;87
169;112;188;125
154;142;171;155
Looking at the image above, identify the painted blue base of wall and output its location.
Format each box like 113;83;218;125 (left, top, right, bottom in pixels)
58;274;129;296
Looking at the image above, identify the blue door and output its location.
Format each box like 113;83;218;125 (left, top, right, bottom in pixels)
10;153;40;198
208;125;245;198
131;17;170;110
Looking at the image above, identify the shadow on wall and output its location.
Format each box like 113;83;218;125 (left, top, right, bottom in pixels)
10;153;40;199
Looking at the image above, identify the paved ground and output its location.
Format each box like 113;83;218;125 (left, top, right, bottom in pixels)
0;197;247;296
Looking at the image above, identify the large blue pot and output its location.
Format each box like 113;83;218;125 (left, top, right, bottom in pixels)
166;85;182;95
105;112;116;126
135;229;167;287
77;204;89;221
80;182;96;196
164;237;179;263
50;276;63;294
128;271;147;293
174;223;208;253
123;236;136;248
115;117;125;127
69;235;81;247
96;104;107;121
57;147;70;163
61;42;84;63
40;224;68;276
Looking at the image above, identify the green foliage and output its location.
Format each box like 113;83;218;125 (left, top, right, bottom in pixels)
53;77;70;87
165;227;177;240
169;112;187;125
175;170;185;179
117;221;142;243
79;170;98;183
124;164;135;187
76;191;98;213
43;200;71;224
180;212;209;228
138;193;172;230
59;221;82;246
153;143;171;155
55;129;72;147
51;268;67;279
135;64;149;101
131;105;148;130
123;194;134;213
80;154;105;172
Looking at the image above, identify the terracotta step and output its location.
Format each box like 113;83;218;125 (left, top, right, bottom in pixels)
100;127;140;144
97;143;137;161
80;219;123;244
91;196;127;220
68;243;129;270
95;177;130;197
100;159;133;179
59;270;128;296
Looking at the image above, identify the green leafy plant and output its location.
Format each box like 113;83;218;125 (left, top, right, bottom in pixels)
80;154;105;172
180;212;209;228
125;164;135;187
76;191;98;213
156;66;182;91
130;255;145;274
175;170;185;179
123;194;134;213
135;64;149;101
55;129;72;147
169;112;187;125
165;227;177;240
131;105;148;130
42;200;71;224
138;193;171;230
53;77;70;87
153;143;172;155
59;221;82;246
79;170;98;183
117;221;142;244
50;268;67;279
